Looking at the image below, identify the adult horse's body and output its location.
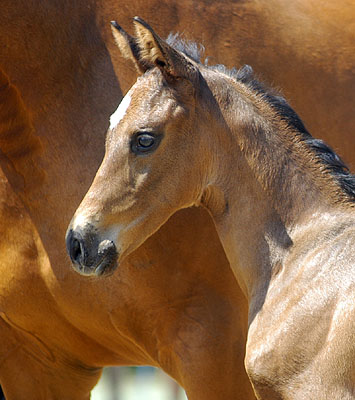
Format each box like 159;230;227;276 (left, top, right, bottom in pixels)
1;0;355;398
68;19;355;399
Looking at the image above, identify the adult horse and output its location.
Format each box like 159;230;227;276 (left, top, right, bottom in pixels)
67;19;355;399
1;0;355;398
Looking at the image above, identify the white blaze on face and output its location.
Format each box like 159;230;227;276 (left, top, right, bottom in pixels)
109;91;132;130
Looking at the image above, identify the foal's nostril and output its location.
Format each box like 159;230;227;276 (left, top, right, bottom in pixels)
66;229;84;265
71;237;82;263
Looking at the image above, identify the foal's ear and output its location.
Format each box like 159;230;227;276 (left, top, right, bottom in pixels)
111;21;151;74
133;17;199;84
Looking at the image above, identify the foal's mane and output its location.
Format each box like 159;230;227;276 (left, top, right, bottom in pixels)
166;34;355;203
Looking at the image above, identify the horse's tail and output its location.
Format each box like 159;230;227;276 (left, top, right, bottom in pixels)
0;67;45;197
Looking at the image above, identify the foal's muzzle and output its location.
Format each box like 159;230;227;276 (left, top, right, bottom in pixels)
66;226;118;277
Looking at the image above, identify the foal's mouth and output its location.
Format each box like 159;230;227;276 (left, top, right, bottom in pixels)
73;253;118;277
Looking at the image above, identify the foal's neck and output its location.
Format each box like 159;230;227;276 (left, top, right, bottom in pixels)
201;73;341;316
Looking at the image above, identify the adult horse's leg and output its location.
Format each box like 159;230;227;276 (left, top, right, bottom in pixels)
0;318;102;400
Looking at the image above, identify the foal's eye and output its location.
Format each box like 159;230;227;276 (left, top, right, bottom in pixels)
131;132;161;154
138;134;155;148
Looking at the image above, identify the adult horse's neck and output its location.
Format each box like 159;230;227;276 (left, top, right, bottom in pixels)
200;69;350;319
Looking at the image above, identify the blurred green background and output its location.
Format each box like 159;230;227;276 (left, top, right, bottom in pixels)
92;367;187;400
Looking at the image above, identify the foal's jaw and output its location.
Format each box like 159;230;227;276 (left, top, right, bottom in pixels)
66;203;170;276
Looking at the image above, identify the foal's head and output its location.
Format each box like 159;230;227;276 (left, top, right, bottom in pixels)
66;18;219;276
66;18;354;276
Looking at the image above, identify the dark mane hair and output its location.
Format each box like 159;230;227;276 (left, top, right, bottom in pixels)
166;33;355;201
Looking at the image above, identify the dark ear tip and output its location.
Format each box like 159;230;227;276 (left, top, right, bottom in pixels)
111;20;130;38
111;21;120;30
133;16;151;30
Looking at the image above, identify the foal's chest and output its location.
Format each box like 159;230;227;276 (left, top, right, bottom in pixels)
245;241;355;399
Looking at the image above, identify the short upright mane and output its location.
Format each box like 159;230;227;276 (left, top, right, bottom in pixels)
166;34;355;202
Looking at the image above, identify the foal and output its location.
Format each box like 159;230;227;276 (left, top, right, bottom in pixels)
67;18;355;399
